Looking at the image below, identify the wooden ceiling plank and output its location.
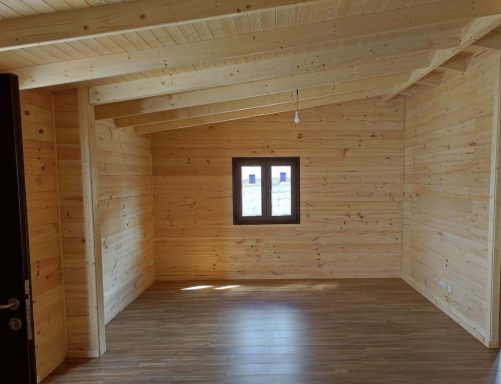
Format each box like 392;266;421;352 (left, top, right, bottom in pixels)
115;71;411;128
90;50;434;104
0;0;318;51
7;19;461;89
383;15;501;102
135;85;395;134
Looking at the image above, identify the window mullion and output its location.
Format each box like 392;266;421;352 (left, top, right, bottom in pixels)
263;161;269;220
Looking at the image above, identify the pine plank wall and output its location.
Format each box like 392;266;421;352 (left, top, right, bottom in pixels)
151;97;405;279
96;121;155;324
403;51;501;346
17;51;501;382
20;91;156;382
20;90;66;382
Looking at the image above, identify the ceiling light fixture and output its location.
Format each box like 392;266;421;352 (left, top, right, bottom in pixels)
294;89;300;125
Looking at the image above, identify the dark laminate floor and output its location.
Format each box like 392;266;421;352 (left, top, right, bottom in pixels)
43;279;501;384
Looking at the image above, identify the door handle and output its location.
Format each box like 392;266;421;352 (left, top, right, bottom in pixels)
0;298;20;311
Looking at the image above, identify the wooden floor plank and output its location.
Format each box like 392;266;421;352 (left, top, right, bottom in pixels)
43;279;500;383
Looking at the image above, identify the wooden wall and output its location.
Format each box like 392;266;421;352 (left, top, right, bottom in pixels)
96;120;155;324
403;51;500;346
151;96;405;280
54;89;105;358
20;90;67;382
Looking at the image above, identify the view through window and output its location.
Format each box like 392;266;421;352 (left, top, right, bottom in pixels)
232;158;300;225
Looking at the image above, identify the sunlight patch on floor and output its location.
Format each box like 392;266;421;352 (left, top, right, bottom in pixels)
214;285;240;290
180;285;213;290
181;284;241;291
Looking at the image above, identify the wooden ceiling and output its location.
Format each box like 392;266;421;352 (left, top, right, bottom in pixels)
1;0;501;134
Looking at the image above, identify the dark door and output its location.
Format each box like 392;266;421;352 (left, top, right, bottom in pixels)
0;74;37;383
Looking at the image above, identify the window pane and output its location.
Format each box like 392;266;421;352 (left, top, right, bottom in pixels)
241;166;262;217
271;165;292;216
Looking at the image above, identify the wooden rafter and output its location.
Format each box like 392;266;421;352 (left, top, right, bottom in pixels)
0;0;316;52
135;86;396;134
398;83;431;97
440;52;475;72
8;22;460;90
95;68;412;120
384;15;501;102
415;71;445;87
5;0;500;90
90;51;433;105
1;0;500;93
93;52;431;119
114;72;412;128
474;27;501;50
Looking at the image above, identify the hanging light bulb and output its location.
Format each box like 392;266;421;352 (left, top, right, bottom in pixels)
294;89;300;124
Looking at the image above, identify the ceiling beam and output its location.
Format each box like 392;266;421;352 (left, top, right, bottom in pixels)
135;86;395;134
439;51;475;72
398;83;430;97
91;51;433;105
115;72;412;128
4;0;497;54
415;71;445;87
0;0;316;52
4;0;499;89
473;27;501;49
94;53;431;119
383;15;501;102
90;47;437;104
9;22;461;90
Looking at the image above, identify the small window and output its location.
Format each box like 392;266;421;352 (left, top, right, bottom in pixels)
232;157;300;225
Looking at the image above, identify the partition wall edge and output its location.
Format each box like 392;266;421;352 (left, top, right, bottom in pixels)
53;87;105;359
77;87;106;355
487;51;501;347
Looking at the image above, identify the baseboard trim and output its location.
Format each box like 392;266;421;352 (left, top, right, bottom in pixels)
67;350;100;358
155;274;402;281
402;273;492;348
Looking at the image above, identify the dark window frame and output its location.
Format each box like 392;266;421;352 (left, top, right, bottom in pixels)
232;157;300;225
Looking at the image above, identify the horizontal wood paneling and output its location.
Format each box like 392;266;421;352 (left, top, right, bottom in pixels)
403;52;499;346
20;89;67;382
96;121;155;324
152;97;404;280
